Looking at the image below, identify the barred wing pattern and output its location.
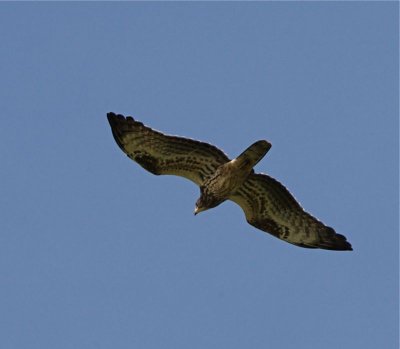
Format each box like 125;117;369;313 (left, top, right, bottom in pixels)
107;113;229;186
229;174;352;250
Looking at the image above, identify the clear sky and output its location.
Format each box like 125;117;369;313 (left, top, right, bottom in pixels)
0;3;398;349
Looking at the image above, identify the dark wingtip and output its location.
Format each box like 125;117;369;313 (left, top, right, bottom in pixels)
107;112;128;125
340;238;353;251
107;112;130;151
295;227;353;251
321;230;353;251
107;112;146;155
107;112;139;126
335;243;353;251
335;232;353;251
343;243;353;251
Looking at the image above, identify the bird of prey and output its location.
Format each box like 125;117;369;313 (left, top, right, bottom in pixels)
107;112;352;251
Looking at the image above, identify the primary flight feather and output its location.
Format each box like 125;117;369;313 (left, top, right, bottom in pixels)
107;112;352;251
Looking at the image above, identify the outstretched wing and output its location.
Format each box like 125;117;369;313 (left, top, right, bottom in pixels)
229;173;352;250
107;112;229;186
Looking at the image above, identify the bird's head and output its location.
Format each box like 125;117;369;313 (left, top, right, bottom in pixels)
194;191;223;215
194;196;208;215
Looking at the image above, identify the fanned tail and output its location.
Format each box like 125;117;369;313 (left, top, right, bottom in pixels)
234;140;271;170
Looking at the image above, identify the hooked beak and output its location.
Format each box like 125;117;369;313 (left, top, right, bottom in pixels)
194;204;210;215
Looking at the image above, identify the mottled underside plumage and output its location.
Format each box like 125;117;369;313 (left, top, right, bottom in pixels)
107;112;352;251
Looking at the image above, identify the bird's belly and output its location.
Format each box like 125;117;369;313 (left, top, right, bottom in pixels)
205;161;251;199
212;173;247;198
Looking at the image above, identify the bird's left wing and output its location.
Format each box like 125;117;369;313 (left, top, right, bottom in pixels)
229;173;352;251
107;113;230;186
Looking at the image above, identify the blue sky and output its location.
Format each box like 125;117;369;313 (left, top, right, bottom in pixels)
0;3;398;349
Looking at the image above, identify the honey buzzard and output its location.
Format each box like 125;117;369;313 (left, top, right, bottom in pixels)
107;112;352;251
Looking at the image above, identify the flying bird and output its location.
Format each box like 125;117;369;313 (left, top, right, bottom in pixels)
107;112;352;251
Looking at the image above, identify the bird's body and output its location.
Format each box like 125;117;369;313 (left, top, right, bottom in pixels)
195;140;271;214
107;112;352;251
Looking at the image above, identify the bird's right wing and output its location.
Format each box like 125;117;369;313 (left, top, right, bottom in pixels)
107;113;230;186
229;173;352;251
